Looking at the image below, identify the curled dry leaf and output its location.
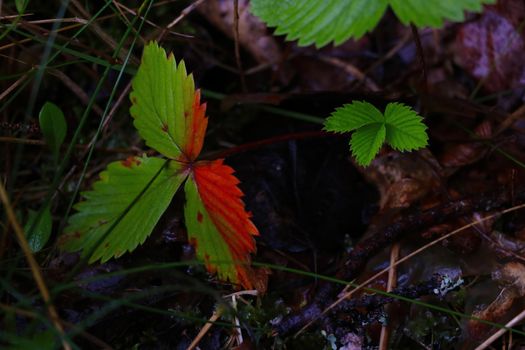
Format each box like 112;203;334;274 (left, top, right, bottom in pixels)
467;287;517;340
468;262;525;340
439;120;493;169
359;149;442;211
493;261;525;295
454;0;525;93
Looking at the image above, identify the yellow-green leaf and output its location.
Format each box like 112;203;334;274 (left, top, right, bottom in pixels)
60;156;188;262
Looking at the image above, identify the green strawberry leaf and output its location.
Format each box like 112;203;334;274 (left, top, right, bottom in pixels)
324;100;384;133
384;102;429;151
60;156;187;263
350;122;386;166
130;42;208;162
63;42;259;289
324;101;428;166
250;0;388;47
250;0;495;48
390;0;495;28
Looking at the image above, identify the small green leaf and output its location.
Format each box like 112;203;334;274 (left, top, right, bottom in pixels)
324;101;384;133
324;101;428;166
24;206;52;252
350;122;386;166
60;156;188;263
130;42;208;162
15;0;29;14
384;102;428;151
39;102;67;159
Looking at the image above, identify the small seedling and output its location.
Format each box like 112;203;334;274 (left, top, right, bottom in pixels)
60;42;259;289
324;101;428;166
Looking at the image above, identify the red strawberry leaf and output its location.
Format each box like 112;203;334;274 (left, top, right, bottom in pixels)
63;42;259;288
184;159;259;289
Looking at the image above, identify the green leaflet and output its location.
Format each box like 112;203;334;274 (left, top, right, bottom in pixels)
324;101;428;166
251;0;387;47
351;123;386;166
384;102;429;151
129;42;196;161
250;0;495;48
390;0;493;27
24;205;52;252
324;101;383;133
39;102;67;160
60;156;188;263
15;0;29;14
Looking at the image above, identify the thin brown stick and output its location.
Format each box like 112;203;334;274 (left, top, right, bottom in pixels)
0;13;33;20
49;68;104;116
166;0;205;30
379;243;400;350
20;17;88;25
0;136;138;154
223;290;258;298
475;308;525;350
100;81;132;133
156;0;205;41
231;295;243;346
296;202;525;335
318;55;379;92
70;0;137;65
495;104;525;136
233;0;247;92
364;30;412;74
186;309;223;350
0;1;185;53
0;181;71;350
0;73;29;102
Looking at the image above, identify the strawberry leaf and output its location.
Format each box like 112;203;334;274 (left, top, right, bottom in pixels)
184;159;258;289
250;0;388;47
130;42;207;161
60;156;187;262
384;102;428;151
324;100;384;133
324;101;428;166
350;122;386;166
250;0;494;48
390;0;496;28
63;42;259;288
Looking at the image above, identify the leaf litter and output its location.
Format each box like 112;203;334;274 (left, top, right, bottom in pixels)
3;0;525;348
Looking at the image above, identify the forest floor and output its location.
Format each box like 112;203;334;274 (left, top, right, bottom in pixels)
2;0;525;349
